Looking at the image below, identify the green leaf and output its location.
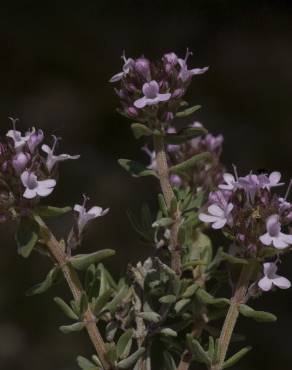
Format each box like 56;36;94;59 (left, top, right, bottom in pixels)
207;336;215;359
239;304;277;322
26;267;59;296
138;311;161;323
152;217;174;228
131;123;153;139
174;299;190;313
175;105;201;118
70;249;115;271
222;346;252;369
93;289;113;315
16;217;39;258
54;297;79;320
159;295;177;304
196;288;230;307
105;286;129;314
105;321;119;341
220;251;248;265
37;205;72;218
160;328;177;337
79;292;89;317
60;322;85;334
77;356;100;370
182;283;199;298
116;329;133;359
163;351;177;370
170;152;211;174
117;348;145;369
118;159;158;178
186;335;211;365
165;125;207;144
158;194;168;217
105;342;117;363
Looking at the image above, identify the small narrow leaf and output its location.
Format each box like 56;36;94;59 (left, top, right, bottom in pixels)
222;346;252;369
79;292;89;317
37;205;72;218
207;336;215;358
182;283;199;298
174;299;190;313
165;125;207;145
26;267;59;296
118;159;158;178
239;304;277;322
196;288;230;307
60;322;85;334
131;123;153;139
186;335;211;365
163;351;177;370
117;348;145;369
220;251;248;265
16;217;39;258
159;295;177;304
160;328;177;337
70;249;115;271
77;356;99;370
170;152;211;174
138;311;161;323
105;286;129;314
116;329;133;359
152;217;174;228
93;289;113;315
175;105;201;118
54;297;79;320
158;194;168;217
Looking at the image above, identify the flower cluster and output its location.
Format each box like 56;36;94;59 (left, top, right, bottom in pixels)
142;122;224;192
110;50;208;125
168;122;224;191
0;119;79;222
199;170;292;291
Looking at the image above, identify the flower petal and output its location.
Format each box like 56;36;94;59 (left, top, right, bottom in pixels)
269;171;281;185
134;97;148;109
212;218;226;229
37;187;54;197
259;233;272;246
39;179;56;188
272;276;291;289
109;72;124;83
273;236;288;249
23;188;37;199
158;93;171;102
258;276;273;291
198;213;218;224
208;204;224;217
190;66;209;75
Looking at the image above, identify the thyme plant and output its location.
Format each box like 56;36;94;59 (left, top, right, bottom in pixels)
1;51;291;370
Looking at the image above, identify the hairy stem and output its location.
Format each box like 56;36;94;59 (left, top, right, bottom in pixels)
211;264;253;370
153;133;181;275
34;215;113;370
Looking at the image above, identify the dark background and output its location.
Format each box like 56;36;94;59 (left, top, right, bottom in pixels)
0;1;292;369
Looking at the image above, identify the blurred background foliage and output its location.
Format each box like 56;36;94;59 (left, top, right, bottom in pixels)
0;1;292;369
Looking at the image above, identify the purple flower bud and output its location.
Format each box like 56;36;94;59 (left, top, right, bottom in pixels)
163;111;174;122
1;161;8;172
203;134;224;152
172;88;184;99
12;152;30;174
127;107;138;118
163;52;178;65
27;129;44;153
170;174;182;187
134;57;151;78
